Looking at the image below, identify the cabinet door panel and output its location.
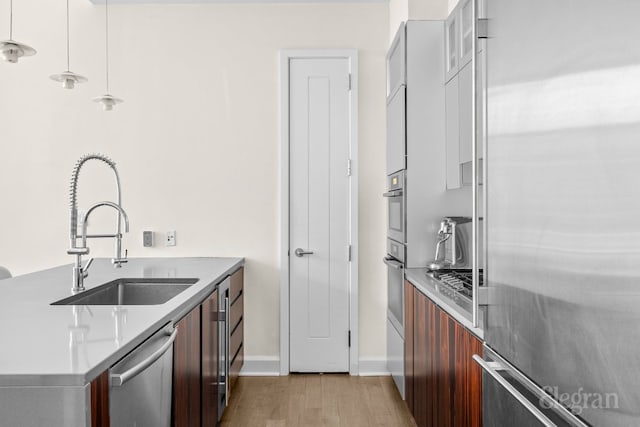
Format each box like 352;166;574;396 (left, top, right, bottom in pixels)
230;319;244;361
446;77;461;189
404;281;415;415
386;86;407;175
468;332;483;427
414;291;437;427
230;293;243;333
387;23;406;97
459;0;474;67
230;346;243;392
230;267;243;304
445;13;459;82
458;62;473;165
91;371;110;427
202;291;218;427
437;309;455;427
173;307;202;427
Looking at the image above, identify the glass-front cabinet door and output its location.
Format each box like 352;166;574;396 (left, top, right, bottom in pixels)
445;13;458;83
460;0;474;67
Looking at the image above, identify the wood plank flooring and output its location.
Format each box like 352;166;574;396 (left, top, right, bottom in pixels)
220;375;416;427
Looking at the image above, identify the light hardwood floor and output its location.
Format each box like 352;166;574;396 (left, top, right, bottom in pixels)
220;374;416;427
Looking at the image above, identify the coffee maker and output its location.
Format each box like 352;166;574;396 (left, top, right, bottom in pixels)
428;216;472;270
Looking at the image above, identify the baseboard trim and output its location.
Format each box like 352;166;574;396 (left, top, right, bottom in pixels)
239;356;389;377
239;356;281;376
358;357;389;376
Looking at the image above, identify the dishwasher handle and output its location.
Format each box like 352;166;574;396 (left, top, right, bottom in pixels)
111;327;178;387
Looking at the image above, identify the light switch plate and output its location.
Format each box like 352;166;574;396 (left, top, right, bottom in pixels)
166;230;176;247
143;231;154;247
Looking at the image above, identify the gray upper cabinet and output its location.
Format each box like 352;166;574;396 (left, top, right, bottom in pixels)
387;23;406;99
445;14;458;83
445;0;485;190
386;86;406;175
459;0;474;67
445;77;460;190
458;61;473;165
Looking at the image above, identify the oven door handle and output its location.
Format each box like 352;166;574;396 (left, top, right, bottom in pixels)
383;190;403;198
383;257;404;270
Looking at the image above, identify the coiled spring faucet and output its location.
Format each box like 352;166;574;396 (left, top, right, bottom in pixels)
68;154;130;293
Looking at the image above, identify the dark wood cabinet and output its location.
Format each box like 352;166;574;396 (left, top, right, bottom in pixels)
405;280;482;427
404;281;415;416
90;267;244;427
173;304;203;427
90;371;110;427
173;266;244;426
201;290;219;427
228;267;244;392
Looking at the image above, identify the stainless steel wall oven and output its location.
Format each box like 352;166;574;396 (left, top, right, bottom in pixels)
384;171;405;245
385;170;406;399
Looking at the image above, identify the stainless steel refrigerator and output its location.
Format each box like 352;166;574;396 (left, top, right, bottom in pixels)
476;1;640;426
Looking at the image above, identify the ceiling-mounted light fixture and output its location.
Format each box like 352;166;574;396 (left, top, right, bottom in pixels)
50;0;87;89
93;0;122;110
0;0;36;63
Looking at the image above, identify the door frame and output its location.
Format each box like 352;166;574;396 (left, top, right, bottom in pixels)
279;49;359;375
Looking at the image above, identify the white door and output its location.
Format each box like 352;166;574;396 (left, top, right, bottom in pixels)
289;57;351;372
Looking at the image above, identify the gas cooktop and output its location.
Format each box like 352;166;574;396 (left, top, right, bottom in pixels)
428;269;484;302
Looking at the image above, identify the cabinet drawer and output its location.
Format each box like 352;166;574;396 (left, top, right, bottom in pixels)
230;319;243;361
229;345;243;391
230;293;243;333
230;267;243;304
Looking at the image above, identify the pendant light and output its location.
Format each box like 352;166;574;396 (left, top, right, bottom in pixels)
50;0;87;89
93;0;122;111
0;0;36;63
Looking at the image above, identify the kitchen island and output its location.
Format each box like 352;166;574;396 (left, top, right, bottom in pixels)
0;257;244;426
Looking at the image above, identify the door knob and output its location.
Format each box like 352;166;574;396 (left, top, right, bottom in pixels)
294;248;314;257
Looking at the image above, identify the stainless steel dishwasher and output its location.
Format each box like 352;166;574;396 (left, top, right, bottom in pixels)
109;323;177;427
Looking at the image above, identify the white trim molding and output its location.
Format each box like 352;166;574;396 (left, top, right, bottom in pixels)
239;356;281;376
358;357;390;376
279;49;359;376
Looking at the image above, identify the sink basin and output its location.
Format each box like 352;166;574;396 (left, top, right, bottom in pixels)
51;278;199;306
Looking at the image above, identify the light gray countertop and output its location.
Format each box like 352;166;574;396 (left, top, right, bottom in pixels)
0;257;243;387
405;268;484;340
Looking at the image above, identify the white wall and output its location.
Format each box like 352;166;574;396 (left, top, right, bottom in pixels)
389;0;408;43
0;1;388;363
389;0;449;44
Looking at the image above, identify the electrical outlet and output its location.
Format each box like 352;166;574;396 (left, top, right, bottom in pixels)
166;230;176;247
143;231;154;247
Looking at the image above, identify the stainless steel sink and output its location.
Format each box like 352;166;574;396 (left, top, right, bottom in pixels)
51;278;199;306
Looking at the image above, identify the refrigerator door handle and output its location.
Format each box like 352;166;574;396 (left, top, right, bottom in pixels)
472;354;557;427
473;352;590;427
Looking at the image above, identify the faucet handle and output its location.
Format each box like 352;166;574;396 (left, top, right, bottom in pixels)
112;249;128;267
68;247;90;255
82;258;94;279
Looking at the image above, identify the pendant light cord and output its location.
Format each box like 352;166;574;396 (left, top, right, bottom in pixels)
105;0;110;93
9;0;13;40
66;0;70;71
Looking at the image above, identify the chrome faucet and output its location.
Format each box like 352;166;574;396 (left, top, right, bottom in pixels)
67;154;130;293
